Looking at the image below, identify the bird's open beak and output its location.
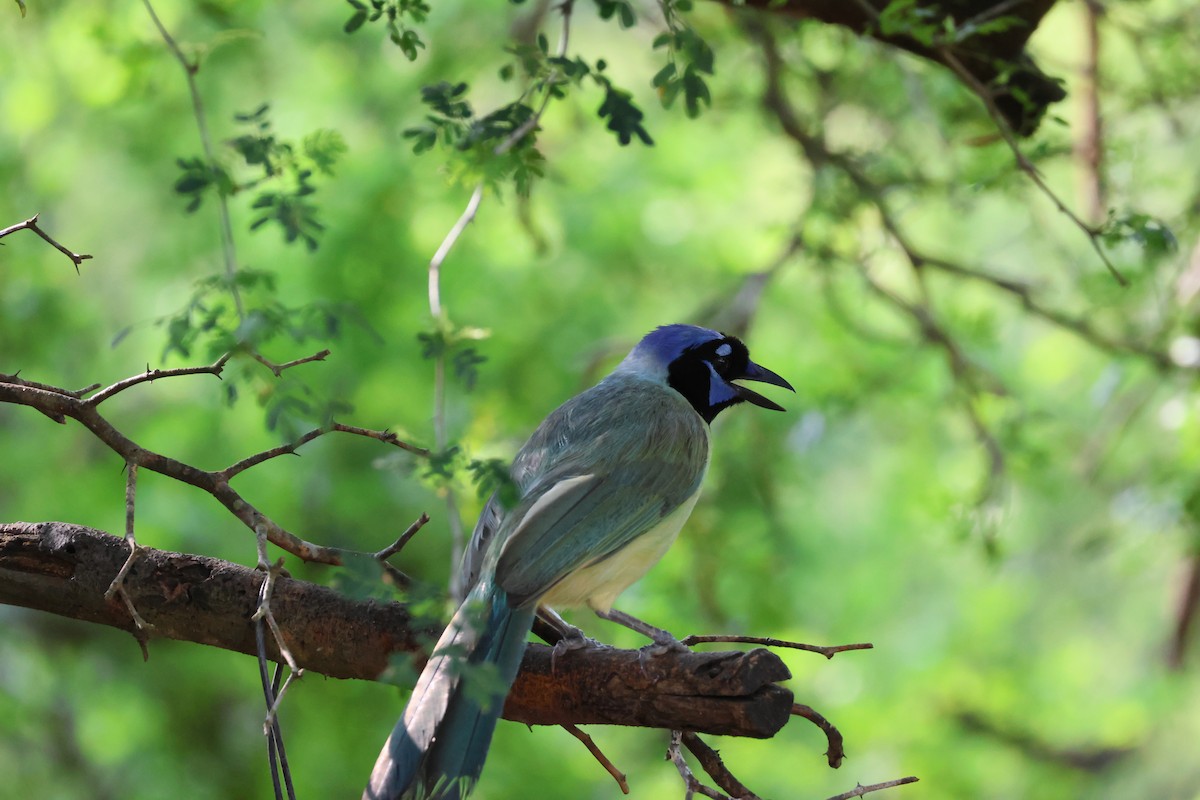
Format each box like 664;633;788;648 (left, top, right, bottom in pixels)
734;360;795;412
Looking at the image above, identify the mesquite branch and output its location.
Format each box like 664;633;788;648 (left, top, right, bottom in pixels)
0;365;427;565
2;521;800;740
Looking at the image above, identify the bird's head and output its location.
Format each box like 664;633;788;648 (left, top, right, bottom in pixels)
617;324;794;423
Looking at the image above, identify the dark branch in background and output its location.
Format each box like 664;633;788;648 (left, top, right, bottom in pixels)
1076;0;1107;225
745;15;1186;520
955;710;1135;772
737;1;1121;283
0;213;93;271
747;16;1010;510
0;366;428;565
1168;546;1200;671
935;47;1126;285
725;0;1065;136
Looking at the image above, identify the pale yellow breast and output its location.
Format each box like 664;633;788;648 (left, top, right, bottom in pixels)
538;490;702;612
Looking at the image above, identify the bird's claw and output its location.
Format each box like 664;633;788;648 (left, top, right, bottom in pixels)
550;630;606;674
636;634;691;672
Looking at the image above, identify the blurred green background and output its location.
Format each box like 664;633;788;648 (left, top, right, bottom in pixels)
3;1;1200;798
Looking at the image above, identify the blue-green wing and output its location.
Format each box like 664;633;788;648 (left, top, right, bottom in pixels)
492;457;702;608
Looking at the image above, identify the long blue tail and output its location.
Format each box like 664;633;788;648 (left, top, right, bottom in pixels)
363;580;535;800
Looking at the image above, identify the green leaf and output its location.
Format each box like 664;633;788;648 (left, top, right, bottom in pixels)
303;129;348;175
344;10;368;33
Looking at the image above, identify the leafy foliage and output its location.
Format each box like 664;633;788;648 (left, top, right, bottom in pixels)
173;104;345;250
652;3;715;119
343;0;429;60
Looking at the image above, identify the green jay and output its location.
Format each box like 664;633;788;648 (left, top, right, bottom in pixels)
364;324;792;800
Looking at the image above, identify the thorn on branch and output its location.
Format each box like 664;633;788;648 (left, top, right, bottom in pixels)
87;354;232;405
825;776;920;800
0;213;93;271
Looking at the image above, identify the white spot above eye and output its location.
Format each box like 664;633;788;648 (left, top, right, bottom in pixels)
715;343;733;357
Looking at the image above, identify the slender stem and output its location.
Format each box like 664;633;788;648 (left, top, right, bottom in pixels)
427;184;485;320
142;0;245;319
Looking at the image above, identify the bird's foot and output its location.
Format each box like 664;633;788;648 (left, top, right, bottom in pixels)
594;607;691;672
550;626;607;674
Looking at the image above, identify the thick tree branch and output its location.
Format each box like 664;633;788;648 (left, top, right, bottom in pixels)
0;521;796;739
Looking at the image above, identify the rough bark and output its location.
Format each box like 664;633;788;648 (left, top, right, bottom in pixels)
0;521;793;739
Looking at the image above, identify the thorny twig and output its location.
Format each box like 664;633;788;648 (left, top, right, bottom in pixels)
825;776;920;800
0;363;426;564
87;354;233;405
222;422;429;479
680;634;873;660
0;213;92;271
375;513;432;562
104;463;154;635
251;348;331;378
252;521;304;732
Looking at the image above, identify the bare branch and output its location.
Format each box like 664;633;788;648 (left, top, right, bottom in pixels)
0;213;92;270
825;776;920;800
681;731;760;800
0;376;341;564
87;354;232;405
375;513;432;562
793;703;846;769
563;724;629;795
250;348;331;378
681;634;873;660
103;463;154;632
667;730;727;800
222;423;429;480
